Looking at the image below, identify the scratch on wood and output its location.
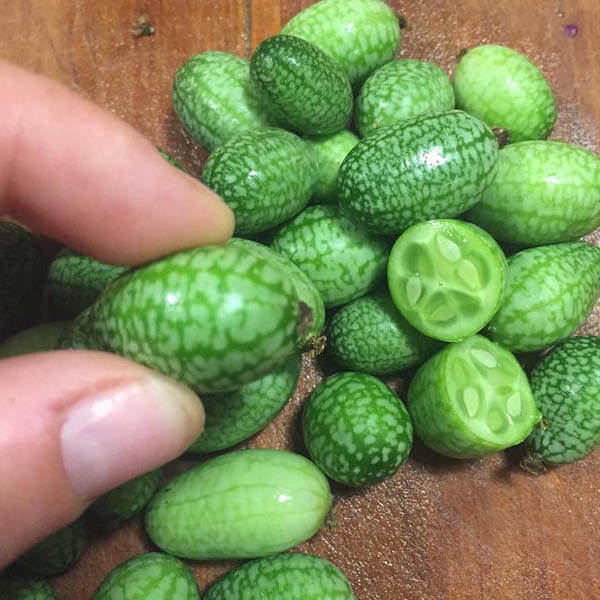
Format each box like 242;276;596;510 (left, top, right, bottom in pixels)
244;0;251;57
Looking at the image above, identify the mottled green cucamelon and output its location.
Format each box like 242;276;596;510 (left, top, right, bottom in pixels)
303;372;412;486
465;141;600;245
17;518;86;577
487;242;600;352
204;552;355;599
407;335;540;459
327;291;440;375
0;222;44;341
48;248;126;318
453;44;556;143
145;449;331;559
281;0;400;85
269;205;389;308
337;110;498;234
250;35;352;136
188;351;301;453
90;243;307;393
90;469;162;527
527;336;600;465
304;130;359;203
202;128;315;235
173;51;273;151
91;552;200;599
55;305;98;350
0;569;58;600
0;321;67;358
355;59;455;137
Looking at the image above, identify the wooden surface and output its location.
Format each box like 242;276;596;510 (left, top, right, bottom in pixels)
2;1;600;598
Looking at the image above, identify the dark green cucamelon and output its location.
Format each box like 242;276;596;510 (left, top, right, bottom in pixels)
47;248;126;318
55;305;98;350
0;222;45;341
337;110;499;235
173;51;273;151
269;205;389;308
526;336;600;466
355;59;455;137
0;568;58;600
250;35;352;136
327;291;440;375
89;469;163;527
487;242;600;352
204;552;355;599
281;0;401;85
202;128;315;235
91;552;200;600
465;141;600;245
145;449;331;560
453;44;556;143
0;321;67;358
157;148;187;172
89;243;308;393
17;518;86;577
303;372;413;486
187;351;301;454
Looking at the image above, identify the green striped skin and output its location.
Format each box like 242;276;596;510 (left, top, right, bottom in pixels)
527;337;600;464
173;51;273;151
304;130;359;203
157;148;187;172
227;238;325;345
0;321;67;358
281;0;400;85
337;110;499;235
55;305;100;350
90;244;306;393
453;44;556;143
465;141;600;246
487;242;600;353
250;35;352;136
48;248;126;318
269;205;389;308
188;351;302;453
202;128;315;235
327;291;440;375
91;553;200;600
407;335;541;459
0;570;58;600
145;449;331;560
204;552;355;599
0;222;44;341
17;518;86;577
90;469;163;527
355;59;455;137
303;372;412;486
387;220;508;342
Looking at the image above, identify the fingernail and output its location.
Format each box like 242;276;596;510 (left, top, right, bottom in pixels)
189;178;235;244
60;374;204;500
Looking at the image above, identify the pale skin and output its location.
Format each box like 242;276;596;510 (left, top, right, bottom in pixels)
0;60;235;568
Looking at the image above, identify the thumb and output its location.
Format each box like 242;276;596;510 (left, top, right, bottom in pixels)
0;350;204;569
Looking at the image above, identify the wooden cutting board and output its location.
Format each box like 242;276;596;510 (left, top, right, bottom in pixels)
1;1;599;598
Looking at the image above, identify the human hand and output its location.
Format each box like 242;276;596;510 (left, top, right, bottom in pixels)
0;60;234;568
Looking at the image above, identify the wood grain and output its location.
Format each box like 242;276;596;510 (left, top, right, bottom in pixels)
2;1;600;599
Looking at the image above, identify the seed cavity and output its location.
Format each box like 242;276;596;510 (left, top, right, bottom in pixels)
463;387;480;418
406;277;423;306
470;348;497;369
506;392;522;417
456;259;481;290
428;302;455;323
436;234;461;262
488;410;506;433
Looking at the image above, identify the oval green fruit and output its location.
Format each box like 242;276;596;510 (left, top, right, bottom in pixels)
202;128;315;235
453;44;556;143
204;552;355;599
327;291;440;375
92;552;200;600
0;569;58;600
527;336;600;465
407;335;540;459
355;59;455;137
90;244;307;393
145;449;331;560
337;110;499;235
281;0;400;85
269;205;389;308
303;372;413;486
0;321;67;358
250;35;352;136
187;351;301;454
487;242;600;352
173;51;273;151
465;140;600;245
